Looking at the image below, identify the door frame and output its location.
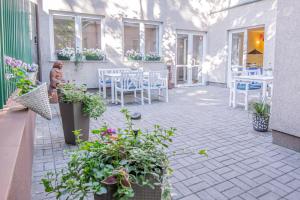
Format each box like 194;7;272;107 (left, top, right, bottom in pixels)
175;30;207;87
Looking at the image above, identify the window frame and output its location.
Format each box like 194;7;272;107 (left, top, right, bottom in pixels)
49;11;104;60
123;18;163;61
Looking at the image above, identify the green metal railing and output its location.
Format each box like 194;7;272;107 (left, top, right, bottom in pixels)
0;0;32;109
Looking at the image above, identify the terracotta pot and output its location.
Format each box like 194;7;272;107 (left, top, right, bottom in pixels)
59;102;90;145
94;184;161;200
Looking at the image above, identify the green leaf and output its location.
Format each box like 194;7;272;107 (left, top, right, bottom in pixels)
198;149;208;157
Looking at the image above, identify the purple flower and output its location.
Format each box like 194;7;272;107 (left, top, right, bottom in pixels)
4;56;12;66
15;60;23;68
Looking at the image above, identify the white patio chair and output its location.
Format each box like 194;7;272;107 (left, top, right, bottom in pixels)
98;68;130;98
229;67;263;110
115;71;144;107
143;71;169;104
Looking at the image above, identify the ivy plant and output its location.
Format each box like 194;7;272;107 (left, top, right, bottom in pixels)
42;109;207;200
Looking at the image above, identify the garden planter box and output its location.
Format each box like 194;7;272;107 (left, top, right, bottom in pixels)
94;184;161;200
57;55;71;60
59;102;90;144
85;55;104;61
252;113;269;132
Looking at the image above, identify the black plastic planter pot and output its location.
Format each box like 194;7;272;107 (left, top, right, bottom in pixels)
252;113;269;132
59;102;90;145
94;184;162;200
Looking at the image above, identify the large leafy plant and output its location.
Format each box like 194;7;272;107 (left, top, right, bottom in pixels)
42;109;208;200
58;83;106;119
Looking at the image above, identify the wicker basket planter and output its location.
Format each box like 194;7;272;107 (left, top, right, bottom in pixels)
252;113;269;132
94;184;162;200
59;102;90;144
13;83;52;120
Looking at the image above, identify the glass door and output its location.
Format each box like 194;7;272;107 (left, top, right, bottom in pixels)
176;31;205;86
227;30;247;87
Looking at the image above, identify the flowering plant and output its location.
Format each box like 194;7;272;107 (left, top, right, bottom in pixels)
42;108;208;200
4;56;36;96
145;52;161;61
125;49;143;61
57;47;75;60
83;48;105;61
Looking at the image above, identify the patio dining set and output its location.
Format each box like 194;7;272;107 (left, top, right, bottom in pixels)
98;68;169;106
229;67;274;110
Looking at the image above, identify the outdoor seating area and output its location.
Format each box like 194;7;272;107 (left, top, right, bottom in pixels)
98;68;169;106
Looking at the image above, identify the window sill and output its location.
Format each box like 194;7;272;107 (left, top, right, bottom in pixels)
49;60;108;63
123;60;164;64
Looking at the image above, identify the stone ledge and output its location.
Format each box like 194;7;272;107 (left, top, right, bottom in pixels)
272;130;300;152
0;106;36;200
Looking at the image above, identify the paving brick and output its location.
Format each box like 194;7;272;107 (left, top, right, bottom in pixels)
222;187;244;199
258;192;281;200
215;181;234;192
247;186;270;198
189;181;210;193
284;191;300;200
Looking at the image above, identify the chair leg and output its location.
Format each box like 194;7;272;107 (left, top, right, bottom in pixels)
229;89;232;107
165;88;169;103
121;91;124;107
134;90;137;101
158;89;161;100
141;90;144;105
103;84;107;99
148;88;151;104
244;91;249;111
99;84;102;96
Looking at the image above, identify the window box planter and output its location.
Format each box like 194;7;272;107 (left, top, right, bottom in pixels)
144;56;161;62
94;184;162;200
127;55;143;61
57;54;71;61
58;101;90;145
85;55;104;61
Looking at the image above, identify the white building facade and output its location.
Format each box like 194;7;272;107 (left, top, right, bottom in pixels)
37;0;277;88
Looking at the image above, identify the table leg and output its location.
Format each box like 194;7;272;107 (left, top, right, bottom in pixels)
233;81;237;108
262;81;267;101
111;78;115;103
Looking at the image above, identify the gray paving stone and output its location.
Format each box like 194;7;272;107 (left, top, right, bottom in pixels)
247;186;270;198
31;86;300;200
284;191;300;200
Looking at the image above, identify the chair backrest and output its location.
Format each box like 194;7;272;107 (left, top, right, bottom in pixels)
147;70;168;88
98;68;130;80
245;67;261;76
119;71;144;90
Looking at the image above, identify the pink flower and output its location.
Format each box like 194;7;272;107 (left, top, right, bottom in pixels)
4;56;12;66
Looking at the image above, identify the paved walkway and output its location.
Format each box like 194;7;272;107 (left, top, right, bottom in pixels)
32;86;300;200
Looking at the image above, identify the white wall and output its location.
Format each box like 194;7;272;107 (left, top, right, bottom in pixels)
38;0;209;88
270;0;300;137
206;0;277;84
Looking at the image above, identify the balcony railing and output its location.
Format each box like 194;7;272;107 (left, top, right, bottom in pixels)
0;0;32;109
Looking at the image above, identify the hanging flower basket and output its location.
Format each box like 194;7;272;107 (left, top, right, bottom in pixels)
13;83;52;120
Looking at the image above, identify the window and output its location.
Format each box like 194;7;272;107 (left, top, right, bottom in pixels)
145;24;159;54
82;18;101;49
53;15;76;51
124;23;140;53
51;13;103;59
123;20;161;58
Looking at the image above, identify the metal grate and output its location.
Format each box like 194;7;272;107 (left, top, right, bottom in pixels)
0;0;32;109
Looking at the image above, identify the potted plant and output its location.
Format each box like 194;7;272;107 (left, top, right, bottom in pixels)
126;49;143;61
42;109;208;200
250;101;271;132
57;47;74;60
4;56;52;120
58;83;106;145
145;53;161;61
83;48;105;61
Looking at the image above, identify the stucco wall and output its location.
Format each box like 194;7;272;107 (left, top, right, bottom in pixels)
38;0;209;88
270;0;300;137
206;0;277;84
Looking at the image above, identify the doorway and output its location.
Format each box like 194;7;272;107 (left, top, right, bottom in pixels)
227;27;265;86
176;31;206;87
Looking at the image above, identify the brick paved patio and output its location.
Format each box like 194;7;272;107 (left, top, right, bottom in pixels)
32;86;300;200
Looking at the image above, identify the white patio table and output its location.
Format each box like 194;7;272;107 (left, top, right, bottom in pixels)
232;75;273;107
104;72;149;103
